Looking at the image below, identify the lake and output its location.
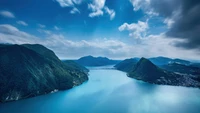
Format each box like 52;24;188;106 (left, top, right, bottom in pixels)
0;66;200;113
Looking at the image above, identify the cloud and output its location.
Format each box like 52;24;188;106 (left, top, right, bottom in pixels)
56;0;74;7
88;0;105;17
166;1;200;50
88;9;103;17
56;0;82;7
38;24;46;28
104;6;116;20
70;7;80;14
163;18;174;29
0;24;38;44
0;10;15;18
55;0;115;19
130;0;150;11
54;26;60;30
88;0;116;20
55;0;82;14
129;0;200;50
16;21;28;26
119;20;149;39
0;24;199;60
37;29;51;35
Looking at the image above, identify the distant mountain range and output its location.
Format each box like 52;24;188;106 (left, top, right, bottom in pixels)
115;57;200;88
0;44;88;102
160;63;200;75
149;56;191;65
115;56;200;71
75;55;121;66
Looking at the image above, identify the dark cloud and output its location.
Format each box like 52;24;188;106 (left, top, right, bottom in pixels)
166;0;200;50
149;0;200;50
132;0;200;50
150;0;181;17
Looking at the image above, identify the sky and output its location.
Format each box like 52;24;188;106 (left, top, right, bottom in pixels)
0;0;200;60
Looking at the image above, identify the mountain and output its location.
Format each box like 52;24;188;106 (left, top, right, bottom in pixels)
190;63;200;68
171;59;191;65
160;63;200;75
126;58;200;87
149;56;173;65
114;58;139;72
76;55;121;66
129;58;168;83
0;44;88;102
149;56;191;65
115;56;192;72
62;60;89;73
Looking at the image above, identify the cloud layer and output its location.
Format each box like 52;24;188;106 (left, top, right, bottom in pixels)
0;10;15;18
0;24;199;60
130;0;200;50
16;21;28;26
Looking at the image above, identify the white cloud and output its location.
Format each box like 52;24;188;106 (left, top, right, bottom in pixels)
163;9;181;29
70;7;80;14
104;6;116;20
0;24;199;60
119;20;149;39
56;0;82;14
88;9;103;17
54;26;60;30
129;0;160;17
129;0;182;29
88;0;106;11
16;21;28;26
130;0;150;11
163;18;174;29
37;29;51;35
56;0;115;19
88;0;105;17
56;0;82;7
56;0;74;7
0;24;38;44
38;24;46;28
88;0;115;20
0;10;15;18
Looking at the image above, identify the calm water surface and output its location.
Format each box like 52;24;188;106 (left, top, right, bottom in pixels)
0;66;200;113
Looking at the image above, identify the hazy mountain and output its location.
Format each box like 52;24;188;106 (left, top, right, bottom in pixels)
149;56;191;65
118;58;200;88
0;44;88;102
149;57;173;65
114;58;139;72
171;59;191;65
190;63;200;68
76;55;121;66
160;63;200;75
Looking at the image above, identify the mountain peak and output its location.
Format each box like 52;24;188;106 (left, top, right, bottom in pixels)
129;57;166;82
135;57;157;70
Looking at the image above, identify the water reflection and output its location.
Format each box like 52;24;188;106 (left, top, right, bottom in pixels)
0;68;200;113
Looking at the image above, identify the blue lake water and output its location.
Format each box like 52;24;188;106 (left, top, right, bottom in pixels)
0;66;200;113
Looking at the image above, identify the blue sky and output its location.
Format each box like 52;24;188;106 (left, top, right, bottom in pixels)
0;0;199;60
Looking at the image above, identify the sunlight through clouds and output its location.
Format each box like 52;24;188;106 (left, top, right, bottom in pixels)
0;24;199;60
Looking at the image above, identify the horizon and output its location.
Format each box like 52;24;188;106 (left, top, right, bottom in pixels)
2;43;200;61
0;0;200;60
